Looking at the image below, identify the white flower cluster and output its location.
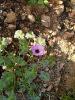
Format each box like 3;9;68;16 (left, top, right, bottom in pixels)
14;30;46;46
0;37;12;52
25;31;35;39
14;30;25;39
34;37;46;46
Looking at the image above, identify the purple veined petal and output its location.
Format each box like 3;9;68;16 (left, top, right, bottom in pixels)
31;44;46;56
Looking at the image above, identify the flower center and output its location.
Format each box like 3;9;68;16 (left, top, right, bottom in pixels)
35;49;40;53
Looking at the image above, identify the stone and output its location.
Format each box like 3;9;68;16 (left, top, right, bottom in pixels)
55;5;64;15
3;11;7;17
4;11;16;23
45;67;49;72
41;14;50;27
8;24;16;30
21;13;26;20
58;0;63;5
28;14;35;23
71;0;75;4
47;85;52;91
74;25;75;31
62;32;74;39
69;10;75;18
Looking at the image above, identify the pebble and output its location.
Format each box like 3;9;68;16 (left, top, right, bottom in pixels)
58;0;63;5
45;67;49;72
41;15;50;27
55;5;64;15
0;9;3;14
21;13;26;20
52;31;57;36
47;85;52;91
28;14;35;23
69;10;75;18
74;25;75;31
4;11;16;23
8;24;16;30
3;11;7;17
71;0;75;4
62;32;74;39
41;88;46;93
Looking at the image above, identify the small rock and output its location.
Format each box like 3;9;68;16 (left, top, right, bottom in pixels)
21;13;26;20
41;88;46;93
45;67;49;72
41;14;50;27
3;11;7;17
71;0;75;5
58;0;63;5
28;14;35;23
52;31;57;36
0;26;2;30
0;9;3;14
8;24;16;30
4;11;16;23
74;25;75;31
47;85;52;91
69;11;75;18
55;5;64;15
62;32;74;39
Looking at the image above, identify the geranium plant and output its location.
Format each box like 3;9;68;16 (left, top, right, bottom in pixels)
0;30;56;100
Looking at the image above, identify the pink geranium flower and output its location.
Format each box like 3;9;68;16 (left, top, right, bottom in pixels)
31;44;46;56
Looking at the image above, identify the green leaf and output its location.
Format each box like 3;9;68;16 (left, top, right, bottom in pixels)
4;53;16;68
0;54;4;66
1;71;14;91
40;55;56;67
20;67;37;95
47;56;56;66
61;95;73;100
4;53;26;68
38;0;44;4
15;56;26;66
40;59;49;67
28;0;37;4
39;71;50;81
24;67;37;83
19;39;28;54
8;90;16;100
0;80;5;92
0;95;7;100
29;95;40;100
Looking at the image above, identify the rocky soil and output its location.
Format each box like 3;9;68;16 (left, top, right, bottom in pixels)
0;0;75;100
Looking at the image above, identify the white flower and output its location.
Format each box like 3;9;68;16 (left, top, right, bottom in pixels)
1;37;8;46
0;37;8;52
14;30;25;39
25;31;35;39
34;37;46;46
2;66;7;70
